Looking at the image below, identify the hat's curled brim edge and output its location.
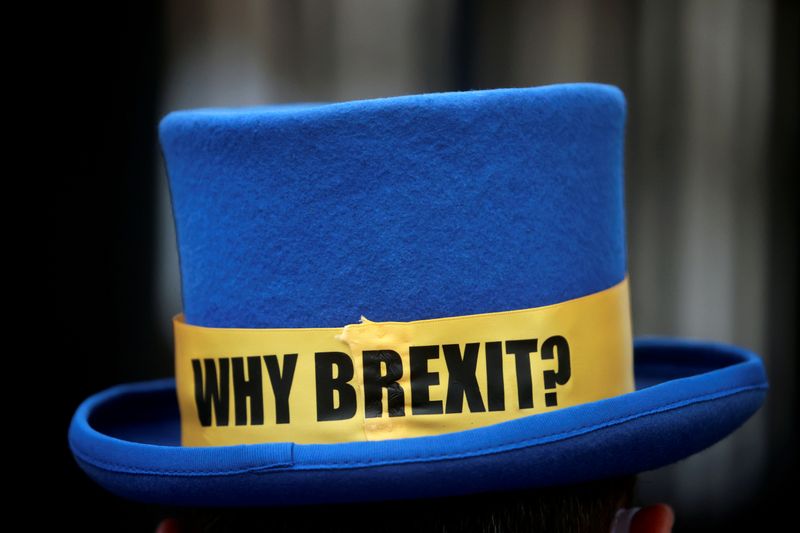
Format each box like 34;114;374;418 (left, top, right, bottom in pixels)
68;337;768;507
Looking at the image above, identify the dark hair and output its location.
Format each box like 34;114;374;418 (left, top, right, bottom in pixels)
168;474;637;533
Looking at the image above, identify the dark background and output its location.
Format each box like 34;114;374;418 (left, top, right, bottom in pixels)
50;1;796;531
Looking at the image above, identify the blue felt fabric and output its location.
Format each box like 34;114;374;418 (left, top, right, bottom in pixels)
68;338;768;506
158;83;627;328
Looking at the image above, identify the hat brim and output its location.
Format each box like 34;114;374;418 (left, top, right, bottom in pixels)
68;337;767;507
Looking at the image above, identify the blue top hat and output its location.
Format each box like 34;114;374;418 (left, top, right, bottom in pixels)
68;83;767;506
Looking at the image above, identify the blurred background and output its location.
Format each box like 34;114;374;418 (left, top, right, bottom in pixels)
54;1;796;531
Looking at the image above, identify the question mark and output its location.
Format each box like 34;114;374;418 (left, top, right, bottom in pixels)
541;335;571;407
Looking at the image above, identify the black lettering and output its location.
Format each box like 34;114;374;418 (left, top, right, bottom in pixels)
363;350;405;418
232;356;264;425
263;354;298;424
505;339;537;409
409;345;443;415
191;358;230;427
315;351;357;421
443;343;485;413
485;341;505;411
541;335;572;407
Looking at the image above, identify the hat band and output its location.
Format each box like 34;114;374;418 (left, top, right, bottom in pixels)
174;276;633;446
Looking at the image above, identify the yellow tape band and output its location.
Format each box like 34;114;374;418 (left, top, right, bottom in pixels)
175;277;633;446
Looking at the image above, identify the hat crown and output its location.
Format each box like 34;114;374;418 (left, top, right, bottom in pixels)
159;83;627;328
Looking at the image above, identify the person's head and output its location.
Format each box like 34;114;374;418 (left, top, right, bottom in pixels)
157;474;674;533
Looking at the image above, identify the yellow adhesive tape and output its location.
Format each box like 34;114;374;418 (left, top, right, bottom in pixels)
174;277;633;445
